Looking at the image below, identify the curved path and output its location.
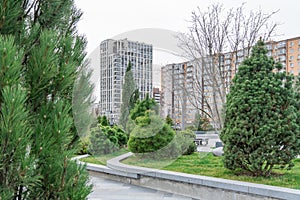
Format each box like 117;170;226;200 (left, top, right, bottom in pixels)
88;171;194;200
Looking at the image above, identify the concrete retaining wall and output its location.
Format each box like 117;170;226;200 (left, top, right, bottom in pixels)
78;153;300;200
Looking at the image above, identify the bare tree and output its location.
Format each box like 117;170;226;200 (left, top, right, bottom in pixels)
178;3;279;130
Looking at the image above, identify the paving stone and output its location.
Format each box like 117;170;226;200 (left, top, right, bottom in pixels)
88;173;194;200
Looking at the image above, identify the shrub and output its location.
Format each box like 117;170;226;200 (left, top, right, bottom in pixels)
89;126;118;155
127;113;177;159
89;123;128;155
77;137;91;155
177;130;197;155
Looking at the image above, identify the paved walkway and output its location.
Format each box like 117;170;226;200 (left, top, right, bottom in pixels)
88;171;195;200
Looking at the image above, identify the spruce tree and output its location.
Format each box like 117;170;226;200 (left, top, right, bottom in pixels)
221;40;300;177
119;61;138;130
0;0;92;198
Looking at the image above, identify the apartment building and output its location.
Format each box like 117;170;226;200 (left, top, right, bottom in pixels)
221;36;300;79
99;39;153;123
264;37;300;75
161;62;199;129
161;36;300;130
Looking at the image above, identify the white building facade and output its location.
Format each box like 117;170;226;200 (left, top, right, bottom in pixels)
99;39;153;123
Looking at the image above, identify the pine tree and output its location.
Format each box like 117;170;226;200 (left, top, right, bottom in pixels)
0;0;92;198
221;40;300;177
119;61;138;130
0;37;39;199
73;65;95;139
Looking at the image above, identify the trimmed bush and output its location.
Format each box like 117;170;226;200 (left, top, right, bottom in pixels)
128;113;178;158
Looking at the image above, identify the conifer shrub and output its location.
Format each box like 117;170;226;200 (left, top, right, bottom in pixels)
127;112;178;159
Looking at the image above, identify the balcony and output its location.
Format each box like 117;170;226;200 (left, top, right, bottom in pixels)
276;42;286;49
278;56;286;61
277;49;286;55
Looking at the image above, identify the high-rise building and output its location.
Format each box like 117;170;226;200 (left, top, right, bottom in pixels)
152;87;161;105
161;36;300;130
161;62;198;129
99;39;153;123
266;36;300;75
201;36;300;129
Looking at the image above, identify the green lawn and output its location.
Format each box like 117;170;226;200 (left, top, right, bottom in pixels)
123;152;300;190
80;148;129;165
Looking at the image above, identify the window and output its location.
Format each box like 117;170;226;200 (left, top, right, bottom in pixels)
278;49;286;54
290;49;294;53
290;41;294;46
266;44;272;50
279;56;286;61
298;54;300;59
298;62;300;66
277;41;286;48
290;56;294;60
290;63;294;67
290;70;294;74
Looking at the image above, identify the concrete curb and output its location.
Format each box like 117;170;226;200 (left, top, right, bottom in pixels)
106;153;300;200
74;154;300;200
72;154;139;179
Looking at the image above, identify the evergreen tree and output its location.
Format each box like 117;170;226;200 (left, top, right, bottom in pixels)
130;93;158;121
73;64;95;138
166;115;174;126
119;61;138;130
0;37;39;199
129;88;140;111
221;40;300;177
0;0;92;198
101;115;110;126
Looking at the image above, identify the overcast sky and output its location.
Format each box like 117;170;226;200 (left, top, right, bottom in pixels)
73;0;300;98
75;0;299;55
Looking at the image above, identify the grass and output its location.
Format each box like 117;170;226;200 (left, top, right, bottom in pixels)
123;152;300;190
80;148;129;165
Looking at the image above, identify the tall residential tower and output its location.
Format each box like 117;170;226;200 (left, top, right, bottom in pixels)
99;39;153;123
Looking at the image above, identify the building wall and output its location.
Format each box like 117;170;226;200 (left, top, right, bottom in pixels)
160;64;173;120
99;39;153;123
161;62;198;129
286;37;300;75
152;87;161;105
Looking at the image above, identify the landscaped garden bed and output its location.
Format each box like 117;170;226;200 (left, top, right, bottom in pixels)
122;152;300;190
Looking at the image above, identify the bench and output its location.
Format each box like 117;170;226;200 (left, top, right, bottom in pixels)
194;138;209;146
